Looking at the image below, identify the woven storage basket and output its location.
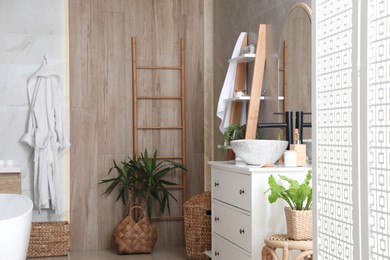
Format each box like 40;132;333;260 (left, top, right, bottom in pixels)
113;205;157;254
27;221;70;257
183;192;211;259
284;207;312;240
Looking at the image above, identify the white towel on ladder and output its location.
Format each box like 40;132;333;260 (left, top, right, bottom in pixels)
217;32;247;133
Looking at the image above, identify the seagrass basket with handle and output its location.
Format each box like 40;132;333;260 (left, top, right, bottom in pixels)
113;205;157;254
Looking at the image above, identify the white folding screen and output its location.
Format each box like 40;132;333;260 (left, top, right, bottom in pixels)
367;1;390;259
314;0;390;259
314;0;358;259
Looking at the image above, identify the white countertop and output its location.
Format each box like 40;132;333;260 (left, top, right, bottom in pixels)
209;160;312;173
0;166;21;173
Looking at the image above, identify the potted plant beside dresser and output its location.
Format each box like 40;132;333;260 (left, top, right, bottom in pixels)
265;170;313;240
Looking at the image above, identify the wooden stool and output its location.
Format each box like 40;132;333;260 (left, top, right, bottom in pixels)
261;234;313;260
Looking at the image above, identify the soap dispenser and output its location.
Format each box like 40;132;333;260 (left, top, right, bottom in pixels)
289;129;306;166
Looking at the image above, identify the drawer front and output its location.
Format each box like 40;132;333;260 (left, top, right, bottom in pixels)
212;200;251;252
0;173;21;194
212;168;251;211
212;234;251;260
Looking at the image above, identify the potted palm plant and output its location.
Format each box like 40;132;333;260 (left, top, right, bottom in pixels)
99;149;186;254
265;170;312;240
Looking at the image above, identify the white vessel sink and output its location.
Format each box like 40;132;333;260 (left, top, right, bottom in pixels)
230;139;288;165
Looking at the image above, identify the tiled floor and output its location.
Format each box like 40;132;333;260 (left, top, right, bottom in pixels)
28;247;190;260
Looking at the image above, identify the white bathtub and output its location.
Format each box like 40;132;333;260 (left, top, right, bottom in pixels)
0;194;33;260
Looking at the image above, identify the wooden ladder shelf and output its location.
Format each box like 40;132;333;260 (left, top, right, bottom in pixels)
225;24;266;160
245;24;266;139
131;37;187;221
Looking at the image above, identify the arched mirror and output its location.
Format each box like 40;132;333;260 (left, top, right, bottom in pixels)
278;3;312;141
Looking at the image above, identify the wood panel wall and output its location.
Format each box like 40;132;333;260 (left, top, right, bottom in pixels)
69;0;204;250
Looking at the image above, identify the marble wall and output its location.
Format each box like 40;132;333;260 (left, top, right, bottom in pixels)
212;0;311;162
0;0;69;221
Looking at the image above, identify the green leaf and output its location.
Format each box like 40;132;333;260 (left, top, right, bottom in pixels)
279;175;299;187
266;175;286;203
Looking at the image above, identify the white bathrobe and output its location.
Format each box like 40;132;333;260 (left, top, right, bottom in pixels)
216;32;247;133
21;63;70;213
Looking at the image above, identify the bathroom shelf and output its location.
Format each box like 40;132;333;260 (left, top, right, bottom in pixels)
223;24;266;161
229;53;256;63
225;96;251;102
225;96;284;102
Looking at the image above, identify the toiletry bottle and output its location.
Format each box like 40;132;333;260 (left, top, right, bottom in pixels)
289;129;306;166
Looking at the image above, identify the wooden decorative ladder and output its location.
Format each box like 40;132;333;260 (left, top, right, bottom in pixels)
225;24;266;160
245;24;266;139
131;37;187;221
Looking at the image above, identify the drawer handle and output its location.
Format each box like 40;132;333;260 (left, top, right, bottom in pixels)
239;189;245;194
239;228;245;234
214;182;219;187
214;251;220;256
214;216;219;221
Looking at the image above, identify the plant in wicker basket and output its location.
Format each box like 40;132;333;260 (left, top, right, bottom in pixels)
99;149;186;254
265;170;312;240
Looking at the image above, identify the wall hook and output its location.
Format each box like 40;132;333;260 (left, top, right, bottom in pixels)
42;55;48;65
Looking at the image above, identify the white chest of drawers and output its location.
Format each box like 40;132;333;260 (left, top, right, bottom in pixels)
210;161;311;260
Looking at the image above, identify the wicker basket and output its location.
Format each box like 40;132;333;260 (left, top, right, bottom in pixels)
284;207;312;240
183;192;211;259
113;205;157;254
27;221;70;257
